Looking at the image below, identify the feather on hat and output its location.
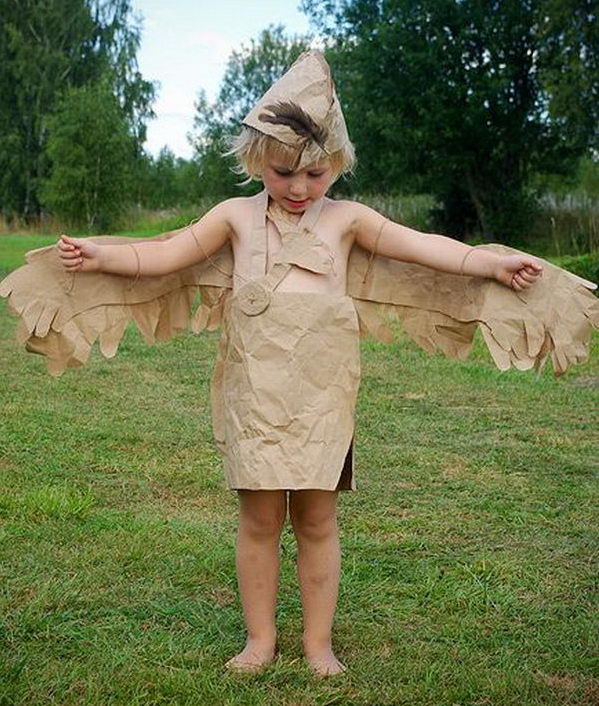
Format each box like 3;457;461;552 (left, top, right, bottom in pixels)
242;50;350;169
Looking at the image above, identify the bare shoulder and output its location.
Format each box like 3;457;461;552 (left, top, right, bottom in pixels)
217;195;256;215
216;195;259;237
323;197;383;236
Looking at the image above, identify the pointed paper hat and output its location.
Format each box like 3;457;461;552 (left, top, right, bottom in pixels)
242;50;350;169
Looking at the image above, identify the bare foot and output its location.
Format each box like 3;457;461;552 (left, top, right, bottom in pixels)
224;640;276;674
304;647;347;677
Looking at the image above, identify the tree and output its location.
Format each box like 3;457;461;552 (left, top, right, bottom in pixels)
190;25;310;198
301;0;598;241
133;148;200;209
0;0;154;221
190;89;240;199
41;82;136;230
536;0;599;153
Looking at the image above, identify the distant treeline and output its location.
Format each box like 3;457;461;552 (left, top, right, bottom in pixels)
1;1;597;242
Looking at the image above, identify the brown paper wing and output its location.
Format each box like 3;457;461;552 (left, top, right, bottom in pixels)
0;232;234;375
348;243;599;376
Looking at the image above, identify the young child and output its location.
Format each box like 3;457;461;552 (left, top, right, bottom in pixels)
51;51;545;676
2;51;594;677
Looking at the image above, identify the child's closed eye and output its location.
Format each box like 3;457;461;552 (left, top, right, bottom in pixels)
273;168;325;178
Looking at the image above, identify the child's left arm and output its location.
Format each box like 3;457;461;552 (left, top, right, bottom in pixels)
353;203;543;290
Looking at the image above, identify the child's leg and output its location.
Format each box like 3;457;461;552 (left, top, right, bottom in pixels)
289;489;346;676
225;489;287;671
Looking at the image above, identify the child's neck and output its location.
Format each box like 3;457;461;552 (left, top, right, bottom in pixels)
268;197;303;226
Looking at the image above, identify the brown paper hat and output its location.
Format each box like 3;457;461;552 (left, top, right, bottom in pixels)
242;49;350;170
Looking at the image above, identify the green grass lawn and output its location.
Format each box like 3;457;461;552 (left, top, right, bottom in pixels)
0;237;598;705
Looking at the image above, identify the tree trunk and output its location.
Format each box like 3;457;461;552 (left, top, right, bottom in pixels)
465;165;492;241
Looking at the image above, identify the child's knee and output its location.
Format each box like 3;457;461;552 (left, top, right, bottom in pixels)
238;490;287;539
290;508;337;542
241;512;285;540
239;503;286;540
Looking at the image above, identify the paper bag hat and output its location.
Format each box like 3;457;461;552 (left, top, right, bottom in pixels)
242;49;351;169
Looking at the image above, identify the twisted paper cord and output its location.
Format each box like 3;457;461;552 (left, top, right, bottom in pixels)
127;244;141;290
459;247;476;276
187;216;247;285
362;217;389;284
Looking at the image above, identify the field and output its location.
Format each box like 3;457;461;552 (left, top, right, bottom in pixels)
0;233;598;705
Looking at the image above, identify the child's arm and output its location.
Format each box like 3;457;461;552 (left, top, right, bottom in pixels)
57;200;233;276
352;203;542;290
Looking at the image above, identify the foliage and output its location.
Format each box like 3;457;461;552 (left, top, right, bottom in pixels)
536;0;599;153
189;89;241;199
133;148;201;210
533;155;599;200
554;253;599;288
190;25;310;198
350;193;437;231
572;157;599;199
0;0;155;222
301;0;598;242
41;82;137;231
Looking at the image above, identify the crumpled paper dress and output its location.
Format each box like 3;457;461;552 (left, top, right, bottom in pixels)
211;194;360;490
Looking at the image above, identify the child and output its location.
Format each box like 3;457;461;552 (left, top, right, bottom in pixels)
2;51;595;676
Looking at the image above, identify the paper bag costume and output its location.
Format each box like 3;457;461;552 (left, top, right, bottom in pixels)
1;51;598;491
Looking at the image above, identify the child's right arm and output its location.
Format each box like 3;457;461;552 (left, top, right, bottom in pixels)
57;200;233;276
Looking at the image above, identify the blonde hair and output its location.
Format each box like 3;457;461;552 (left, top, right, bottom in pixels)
226;126;356;182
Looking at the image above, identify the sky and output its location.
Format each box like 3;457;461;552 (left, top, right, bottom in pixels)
130;0;312;159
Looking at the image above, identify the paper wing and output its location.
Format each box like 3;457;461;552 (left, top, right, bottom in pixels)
0;231;234;375
348;243;599;375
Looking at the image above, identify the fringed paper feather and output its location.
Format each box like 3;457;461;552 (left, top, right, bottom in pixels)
259;101;329;151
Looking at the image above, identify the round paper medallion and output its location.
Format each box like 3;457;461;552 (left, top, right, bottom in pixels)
237;281;271;316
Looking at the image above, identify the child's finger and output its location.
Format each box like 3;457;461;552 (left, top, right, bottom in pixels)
57;238;74;252
59;234;83;251
58;238;78;254
516;269;538;283
523;259;543;273
60;251;82;263
60;253;82;264
63;260;82;271
58;245;81;259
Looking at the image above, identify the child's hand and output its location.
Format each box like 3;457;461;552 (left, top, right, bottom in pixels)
57;234;102;273
495;254;543;291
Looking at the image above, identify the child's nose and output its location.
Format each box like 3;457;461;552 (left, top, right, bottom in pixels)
288;176;307;196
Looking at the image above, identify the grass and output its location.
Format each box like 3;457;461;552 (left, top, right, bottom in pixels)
0;236;598;705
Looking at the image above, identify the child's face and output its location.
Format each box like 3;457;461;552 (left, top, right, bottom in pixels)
261;158;335;214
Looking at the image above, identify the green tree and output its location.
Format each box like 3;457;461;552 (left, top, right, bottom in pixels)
173;158;203;205
302;0;598;241
536;0;599;153
143;147;182;209
41;82;136;230
190;89;240;198
190;25;310;198
0;0;154;221
135;148;200;209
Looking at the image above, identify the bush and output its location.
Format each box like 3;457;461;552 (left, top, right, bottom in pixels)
554;253;599;288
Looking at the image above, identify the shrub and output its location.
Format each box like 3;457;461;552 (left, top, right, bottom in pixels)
554;253;599;289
